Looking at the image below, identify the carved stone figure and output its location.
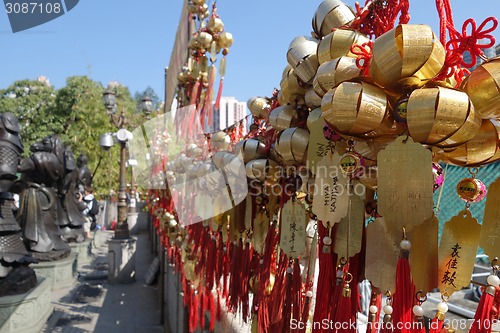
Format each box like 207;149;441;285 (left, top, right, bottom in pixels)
0;112;37;296
17;134;84;260
77;154;92;191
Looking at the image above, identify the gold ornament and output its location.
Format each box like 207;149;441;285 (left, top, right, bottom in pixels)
276;128;310;165
313;0;355;38
207;17;224;34
217;31;233;49
443;119;500;166
268;105;298;131
317;28;370;64
234;139;266;163
210;131;230;151
461;57;500;119
370;24;446;91
407;87;481;148
321;81;393;138
247;96;271;119
313;56;361;97
287;36;320;84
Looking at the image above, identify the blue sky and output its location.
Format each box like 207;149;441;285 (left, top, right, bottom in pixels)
0;0;498;103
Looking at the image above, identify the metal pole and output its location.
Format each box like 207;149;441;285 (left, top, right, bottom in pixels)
164;67;168;114
115;138;130;239
160;246;165;325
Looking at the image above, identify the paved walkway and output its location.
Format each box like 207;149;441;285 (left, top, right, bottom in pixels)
42;222;163;333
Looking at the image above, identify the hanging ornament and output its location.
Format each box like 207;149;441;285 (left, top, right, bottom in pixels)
406;86;481;148
276;128;310;166
456;168;487;203
280;198;307;258
438;210;481;296
370;24;445;92
312;150;350;226
287;36;320;84
313;0;356;38
268;105;298;131
247;97;271;119
321;81;393;138
444;119;500;167
480;177;500;257
317;28;370;64
365;218;399;293
313;56;361;98
409;215;439;294
307;108;339;175
462;58;500;119
377;136;434;233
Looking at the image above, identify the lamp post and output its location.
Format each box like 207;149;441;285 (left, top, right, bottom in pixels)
101;87;132;240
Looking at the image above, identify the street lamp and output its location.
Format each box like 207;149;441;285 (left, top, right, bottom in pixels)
140;95;154;118
100;87;132;240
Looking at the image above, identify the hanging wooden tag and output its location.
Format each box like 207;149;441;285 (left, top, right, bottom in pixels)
307;108;338;175
438;210;481;295
334;185;365;260
409;215;439;294
253;210;270;254
312;151;350;226
377;136;434;232
365;218;399;293
480;177;500;257
280;199;307;258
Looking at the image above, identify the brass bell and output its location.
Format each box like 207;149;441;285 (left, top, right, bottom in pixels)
383;314;392;323
342;283;351;298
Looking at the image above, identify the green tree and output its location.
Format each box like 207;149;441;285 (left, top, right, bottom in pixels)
0;79;60;152
134;86;161;112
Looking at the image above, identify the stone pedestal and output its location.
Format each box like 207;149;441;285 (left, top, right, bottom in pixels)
70;240;92;265
108;237;136;284
0;278;52;333
128;212;139;235
32;252;78;290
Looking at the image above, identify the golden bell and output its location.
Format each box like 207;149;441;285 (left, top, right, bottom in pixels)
461;57;500;119
197;31;213;49
305;88;322;108
207;17;224;34
276;127;310;165
247;96;271;119
443;119;500;166
268;105;298;131
234;139;266;163
314;56;360;97
210;131;230;151
217;31;233;49
280;68;309;104
342;283;352;298
370;24;445;91
313;0;355;38
321;81;393;138
287;36;320;84
406;86;481;148
317;28;370;64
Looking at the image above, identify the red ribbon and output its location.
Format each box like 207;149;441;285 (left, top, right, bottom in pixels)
351;42;374;77
446;17;498;69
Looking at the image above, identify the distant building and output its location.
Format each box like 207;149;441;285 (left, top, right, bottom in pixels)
213;97;248;135
36;76;50;87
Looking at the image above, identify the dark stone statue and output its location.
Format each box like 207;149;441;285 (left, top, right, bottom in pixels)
76;154;92;191
0;112;37;296
17;134;85;261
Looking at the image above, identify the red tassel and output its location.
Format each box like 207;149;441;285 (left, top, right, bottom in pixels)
189;287;199;333
209;292;216;332
292;259;303;328
216;291;222;322
333;264;356;333
470;286;495;333
427;317;443;333
214;77;224;111
199;292;205;330
269;252;288;325
392;257;415;333
299;294;312;333
312;223;335;333
258;299;270;333
241;241;253;322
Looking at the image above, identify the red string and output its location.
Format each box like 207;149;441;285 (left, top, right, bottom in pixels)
351;41;374;77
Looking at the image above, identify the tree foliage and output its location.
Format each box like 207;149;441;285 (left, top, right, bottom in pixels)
0;76;156;199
